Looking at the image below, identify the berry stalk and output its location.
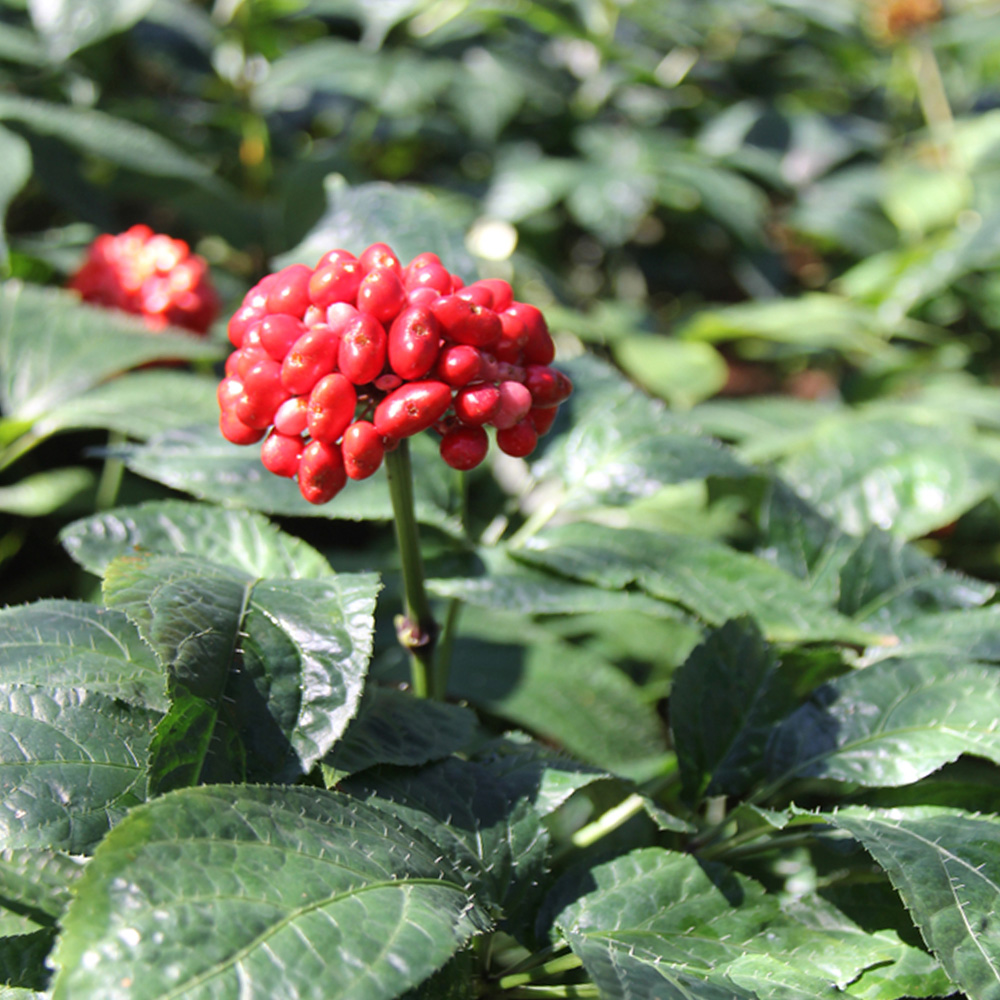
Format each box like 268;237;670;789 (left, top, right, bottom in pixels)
384;439;441;699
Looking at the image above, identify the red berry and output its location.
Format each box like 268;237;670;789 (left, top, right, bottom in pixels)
261;431;304;478
476;279;513;312
309;258;363;309
233;344;271;379
454;383;502;426
431;295;501;348
281;326;341;395
307;373;357;444
524;365;573;407
316;248;356;268
374;380;452;439
405;251;442;271
374;373;403;392
266;264;312;316
440;426;489;471
236;357;290;429
457;284;493;308
434;344;485;387
356;267;406;323
490;380;533;429
528;405;559;436
217;374;244;410
404;262;452;296
259;314;307;361
227;303;261;347
298;440;346;504
339;313;387;385
359;242;402;275
496;419;538;458
388;305;441;381
220;409;266;445
273;395;309;436
342;420;385;480
511;302;556;365
406;287;440;307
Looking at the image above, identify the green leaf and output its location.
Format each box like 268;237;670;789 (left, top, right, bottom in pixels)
448;614;665;771
27;0;156;60
672;618;793;804
62;499;333;580
324;686;477;776
0;684;157;853
0;126;31;270
275;175;477;276
779;416;1000;539
50;785;491;1000
767;657;1000;788
530;354;750;514
515;522;880;644
0;467;93;516
554;847;936;1000
0;928;51;990
103;553;379;787
830;807;1000;1000
880;606;1000;662
611;334;728;408
125;424;461;533
0;94;213;182
0;600;166;710
0;282;219;423
0;849;85;923
35;369;220;440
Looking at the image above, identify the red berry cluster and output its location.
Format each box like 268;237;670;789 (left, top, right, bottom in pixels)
68;224;220;334
218;243;572;505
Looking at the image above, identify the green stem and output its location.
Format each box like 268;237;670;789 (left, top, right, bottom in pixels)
493;943;570;981
434;597;461;701
909;36;955;168
384;440;440;699
0;430;43;473
499;987;598;999
95;430;128;511
498;955;584;991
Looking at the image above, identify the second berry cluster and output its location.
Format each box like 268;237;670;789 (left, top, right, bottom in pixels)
219;243;573;504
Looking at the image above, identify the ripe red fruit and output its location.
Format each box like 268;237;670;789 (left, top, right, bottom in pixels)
496;419;538;458
475;278;513;312
236;357;289;429
233;344;271;379
316;248;357;268
524;365;573;407
261;431;304;478
510;302;556;365
342;420;385;480
220;408;265;445
217;375;244;411
339;313;387;385
273;395;309;436
281;326;341;395
308;258;363;309
259;314;307;361
528;405;559;436
266;264;312;316
388;306;441;381
359;242;402;275
374;380;452;439
434;344;485;387
307;373;358;444
440;425;489;471
228;303;261;347
490;380;533;430
454;383;502;426
298;440;347;504
403;262;452;296
356;267;406;323
431;295;502;348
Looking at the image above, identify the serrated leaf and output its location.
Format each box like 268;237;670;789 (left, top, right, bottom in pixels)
529;354;750;514
672;618;793;804
830;807;1000;1000
780;415;1000;539
324;686;477;776
515;522;879;644
62;499;333;580
50;784;491;1000
28;0;155;60
103;553;378;786
554;848;933;1000
0;928;51;990
0;467;93;516
0;94;213;182
35;369;220;440
878;606;1000;662
0;282;219;423
275;175;477;276
343;757;547;914
0;684;157;852
0;126;31;270
124;424;461;532
448;617;665;771
0;600;165;710
0;849;85;923
767;657;1000;789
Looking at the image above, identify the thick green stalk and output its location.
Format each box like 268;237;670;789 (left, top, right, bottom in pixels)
384;440;440;698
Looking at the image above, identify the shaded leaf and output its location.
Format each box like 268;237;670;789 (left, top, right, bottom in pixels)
0;282;219;423
831;807;1000;1000
672;618;793;804
0;467;93;517
0;126;31;270
0;600;165;710
767;657;1000;789
125;424;461;533
27;0;155;59
50;785;491;1000
612;334;728;408
324;686;477;776
103;553;379;787
515;522;880;644
62;499;333;580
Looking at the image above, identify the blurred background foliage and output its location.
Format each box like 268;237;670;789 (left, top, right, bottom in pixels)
5;0;1000;578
